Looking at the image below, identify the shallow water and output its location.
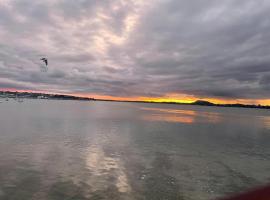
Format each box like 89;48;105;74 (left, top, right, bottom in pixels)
0;100;269;200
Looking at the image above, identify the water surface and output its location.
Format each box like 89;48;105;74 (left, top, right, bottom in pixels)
0;100;269;200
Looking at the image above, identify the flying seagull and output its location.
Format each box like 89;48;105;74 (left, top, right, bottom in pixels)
40;58;48;66
39;57;48;72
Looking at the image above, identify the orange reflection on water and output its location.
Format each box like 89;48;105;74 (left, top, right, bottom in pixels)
201;112;222;123
142;107;196;116
143;114;194;124
141;107;222;124
261;116;270;129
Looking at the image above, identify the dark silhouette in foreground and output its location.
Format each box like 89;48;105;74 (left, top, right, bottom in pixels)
220;184;270;200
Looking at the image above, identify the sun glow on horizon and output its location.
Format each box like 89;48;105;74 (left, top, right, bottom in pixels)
72;92;270;106
1;88;269;106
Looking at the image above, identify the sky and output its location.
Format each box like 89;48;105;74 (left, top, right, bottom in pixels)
0;0;270;105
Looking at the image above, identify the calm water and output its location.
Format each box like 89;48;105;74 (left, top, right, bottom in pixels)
0;100;269;200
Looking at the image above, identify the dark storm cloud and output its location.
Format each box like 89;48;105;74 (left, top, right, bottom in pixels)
0;0;270;100
259;73;270;91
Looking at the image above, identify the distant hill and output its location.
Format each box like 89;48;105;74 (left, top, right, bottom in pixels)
191;100;269;109
192;100;215;106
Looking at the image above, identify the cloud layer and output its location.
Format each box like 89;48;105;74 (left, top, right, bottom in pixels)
0;0;270;101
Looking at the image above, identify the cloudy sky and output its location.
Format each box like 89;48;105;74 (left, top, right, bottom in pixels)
0;0;270;104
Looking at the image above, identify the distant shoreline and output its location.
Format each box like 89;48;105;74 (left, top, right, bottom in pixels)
1;91;269;110
0;91;94;101
95;99;270;110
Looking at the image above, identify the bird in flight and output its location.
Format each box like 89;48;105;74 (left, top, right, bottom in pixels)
40;57;48;72
40;58;48;66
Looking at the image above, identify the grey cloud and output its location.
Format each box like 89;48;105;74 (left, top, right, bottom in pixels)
53;53;95;63
120;0;270;99
0;0;270;101
0;82;29;90
259;74;270;91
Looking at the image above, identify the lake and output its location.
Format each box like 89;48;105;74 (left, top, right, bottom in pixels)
0;100;269;200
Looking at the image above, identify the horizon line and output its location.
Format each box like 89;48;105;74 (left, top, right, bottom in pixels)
1;89;270;107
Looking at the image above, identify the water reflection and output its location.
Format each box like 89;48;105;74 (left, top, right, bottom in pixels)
141;107;222;124
1;101;270;200
141;107;197;116
143;113;194;124
261;116;270;129
85;146;131;193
